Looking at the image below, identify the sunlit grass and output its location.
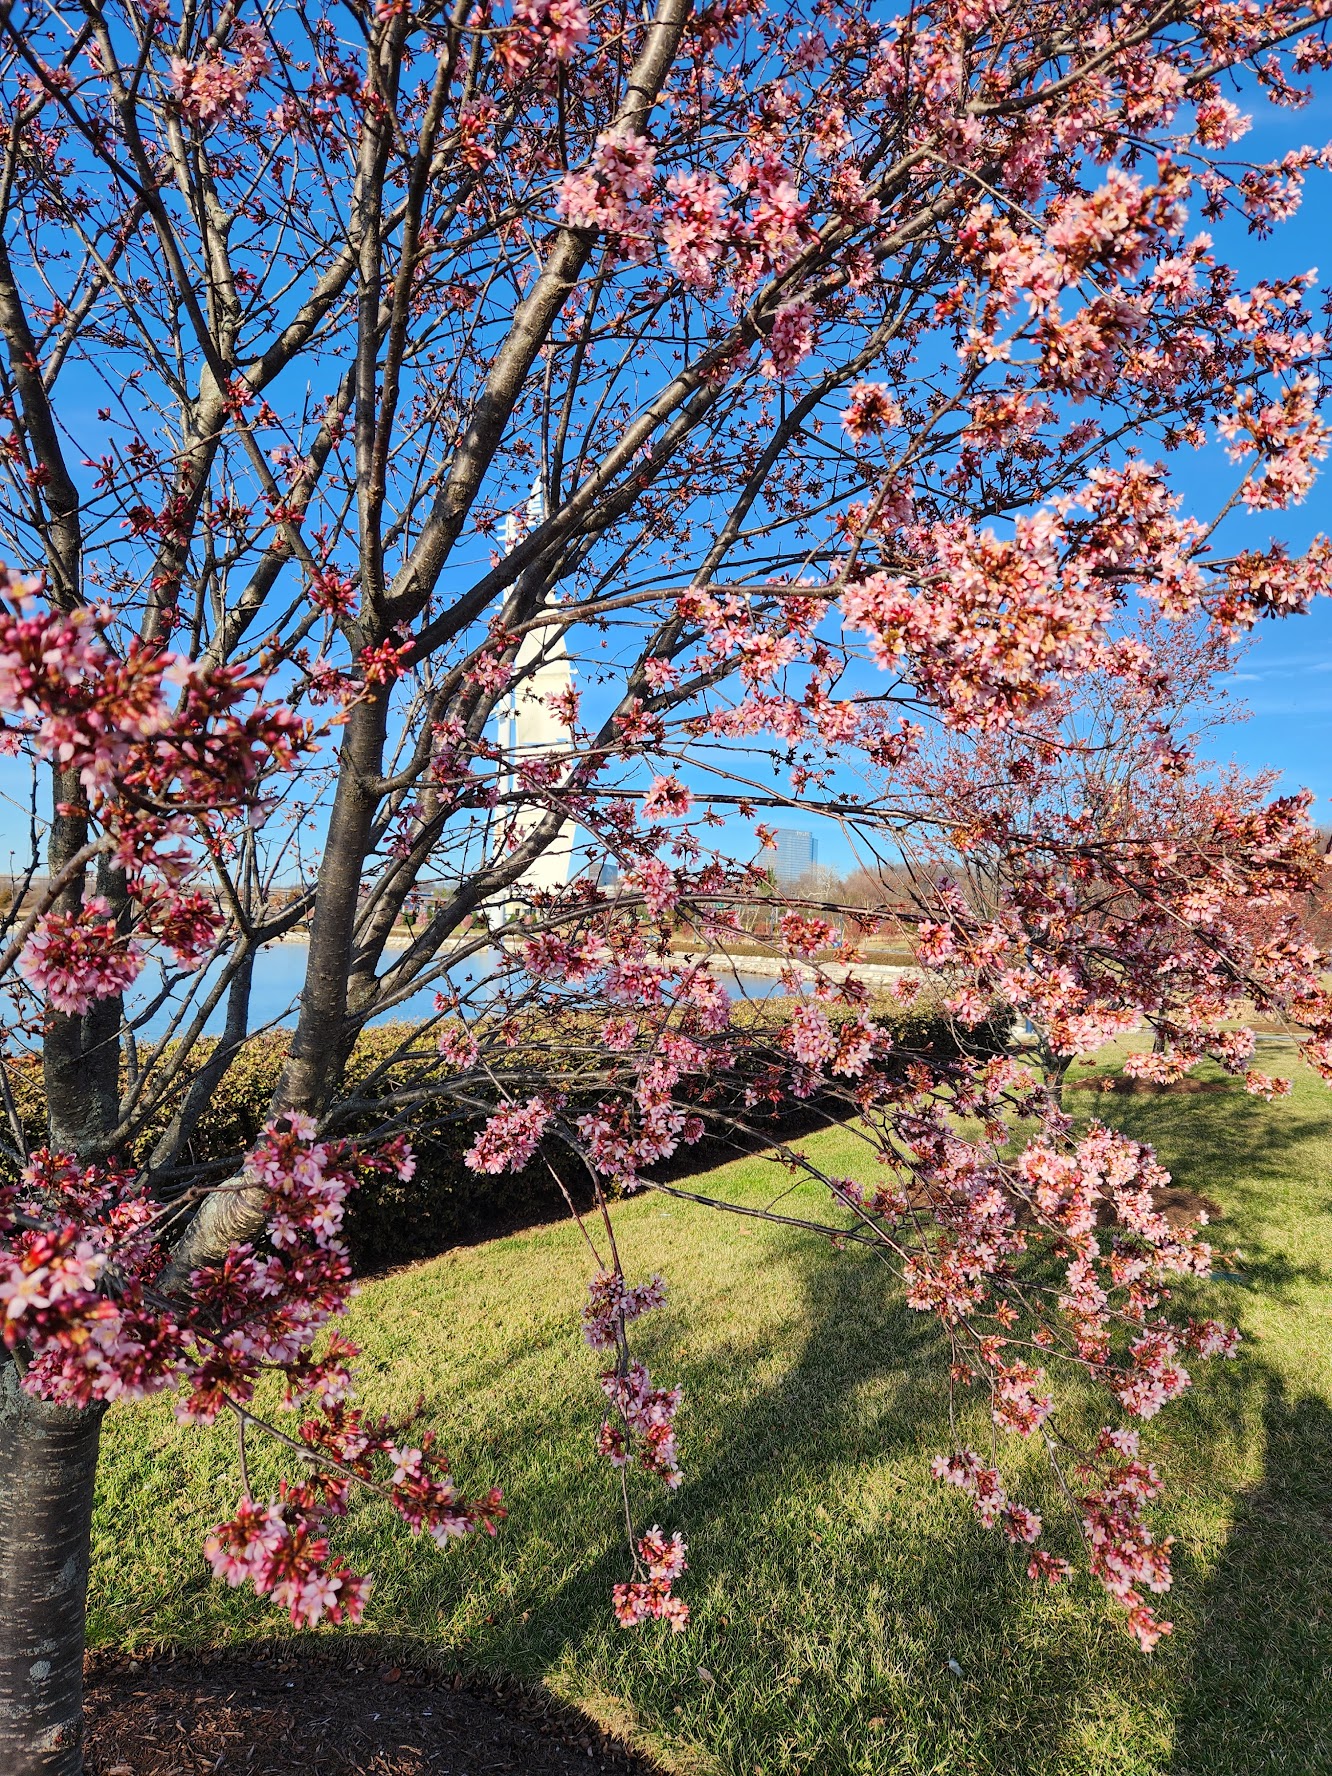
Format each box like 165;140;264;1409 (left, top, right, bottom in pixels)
90;1042;1332;1774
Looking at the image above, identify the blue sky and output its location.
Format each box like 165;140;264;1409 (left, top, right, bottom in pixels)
1;79;1329;879
1224;624;1332;817
1162;86;1332;819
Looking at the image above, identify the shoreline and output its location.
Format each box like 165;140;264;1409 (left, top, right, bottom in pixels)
258;933;916;991
261;933;480;950
700;952;912;988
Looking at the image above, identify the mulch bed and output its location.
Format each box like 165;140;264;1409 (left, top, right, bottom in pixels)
83;1652;662;1776
1148;1184;1224;1230
1066;1074;1232;1095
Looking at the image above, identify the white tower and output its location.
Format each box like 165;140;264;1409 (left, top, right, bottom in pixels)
494;480;575;913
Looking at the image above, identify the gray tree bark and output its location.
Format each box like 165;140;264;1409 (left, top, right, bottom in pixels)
0;1358;104;1776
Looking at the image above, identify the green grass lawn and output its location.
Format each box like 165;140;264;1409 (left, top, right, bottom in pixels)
89;1045;1332;1775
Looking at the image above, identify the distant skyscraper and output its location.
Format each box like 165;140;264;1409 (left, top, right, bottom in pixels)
774;829;816;885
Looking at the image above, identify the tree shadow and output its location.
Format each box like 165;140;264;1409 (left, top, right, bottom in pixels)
1167;1379;1332;1776
384;1220;1148;1771
415;1169;1332;1773
1084;1087;1332;1298
118;1095;1332;1774
416;1218;966;1656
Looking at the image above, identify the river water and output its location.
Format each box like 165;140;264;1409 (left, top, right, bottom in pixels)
127;943;786;1039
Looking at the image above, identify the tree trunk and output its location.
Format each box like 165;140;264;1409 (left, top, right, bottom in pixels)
0;1358;103;1776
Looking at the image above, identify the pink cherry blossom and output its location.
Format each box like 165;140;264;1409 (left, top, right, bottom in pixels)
18;897;144;1015
842;382;903;441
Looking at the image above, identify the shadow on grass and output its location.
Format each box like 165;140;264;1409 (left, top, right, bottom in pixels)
668;1222;1332;1775
457;1225;963;1660
434;1226;1139;1772
343;1186;1329;1775
1083;1086;1332;1298
108;1079;1332;1774
458;1097;1332;1772
1168;1380;1332;1776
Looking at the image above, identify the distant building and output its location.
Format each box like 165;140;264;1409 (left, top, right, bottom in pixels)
493;623;576;900
492;479;575;916
774;829;816;886
597;860;619;886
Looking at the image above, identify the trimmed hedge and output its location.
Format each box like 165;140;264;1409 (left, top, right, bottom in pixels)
3;998;1004;1274
1;1030;572;1273
347;998;1005;1271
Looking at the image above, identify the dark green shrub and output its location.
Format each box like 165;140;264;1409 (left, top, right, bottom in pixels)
0;997;1005;1274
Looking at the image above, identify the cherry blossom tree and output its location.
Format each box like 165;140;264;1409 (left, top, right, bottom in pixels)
891;615;1311;1090
1;0;1332;1769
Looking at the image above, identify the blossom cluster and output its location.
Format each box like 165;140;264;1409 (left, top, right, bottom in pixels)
464;1096;554;1173
577;1265;686;1625
559;134;818;294
612;1526;689;1631
582;1269;668;1349
3;1116;497;1629
204;1486;371;1628
599;1360;683;1489
17;896;143;1016
0;577;309;1023
169;22;272;127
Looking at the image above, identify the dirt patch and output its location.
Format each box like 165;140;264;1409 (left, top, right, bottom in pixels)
1149;1184;1224;1231
997;1171;1222;1234
83;1652;662;1776
1067;1075;1232;1096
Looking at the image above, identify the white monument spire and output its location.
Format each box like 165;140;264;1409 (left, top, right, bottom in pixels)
494;478;574;912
